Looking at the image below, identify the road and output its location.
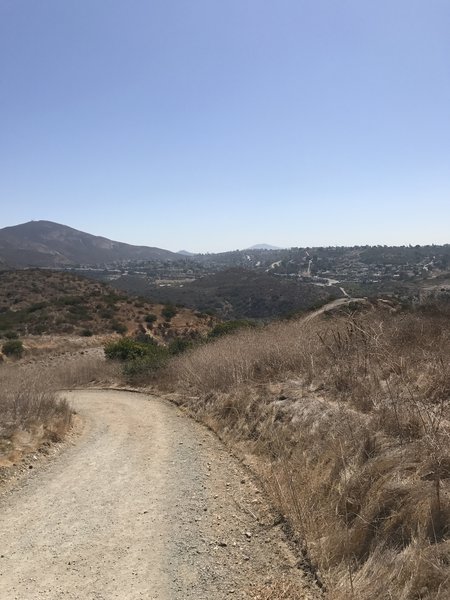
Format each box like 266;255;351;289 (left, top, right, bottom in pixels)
0;390;316;600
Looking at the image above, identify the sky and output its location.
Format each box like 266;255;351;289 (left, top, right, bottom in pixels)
1;0;449;252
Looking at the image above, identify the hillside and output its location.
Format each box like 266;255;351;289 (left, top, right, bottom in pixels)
112;268;342;319
0;221;177;267
161;298;450;599
0;269;214;340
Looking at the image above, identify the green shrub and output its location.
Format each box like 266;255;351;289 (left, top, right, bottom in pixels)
104;337;155;360
162;304;177;321
168;337;193;355
145;313;157;325
56;295;84;306
111;321;127;334
208;320;256;339
80;328;93;337
4;330;18;339
122;350;169;382
105;338;169;381
27;301;47;312
2;339;24;358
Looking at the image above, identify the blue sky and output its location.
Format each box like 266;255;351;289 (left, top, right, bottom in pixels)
1;0;449;252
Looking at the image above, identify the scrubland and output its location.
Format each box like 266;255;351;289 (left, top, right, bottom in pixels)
160;300;450;599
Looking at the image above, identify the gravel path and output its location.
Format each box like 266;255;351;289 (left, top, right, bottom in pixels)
0;390;318;599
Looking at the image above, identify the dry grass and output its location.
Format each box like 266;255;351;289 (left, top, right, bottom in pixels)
0;350;120;467
160;301;450;599
0;369;72;466
52;354;120;389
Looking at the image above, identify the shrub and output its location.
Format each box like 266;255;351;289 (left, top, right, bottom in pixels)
2;339;24;358
208;319;256;339
111;321;127;334
27;301;47;312
105;337;155;361
145;313;157;325
105;337;169;380
80;328;93;337
4;330;18;339
122;349;169;382
56;295;84;306
168;337;193;355
162;304;177;321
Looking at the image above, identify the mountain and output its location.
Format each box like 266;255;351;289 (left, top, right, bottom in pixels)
178;250;196;256
246;244;281;250
0;221;178;268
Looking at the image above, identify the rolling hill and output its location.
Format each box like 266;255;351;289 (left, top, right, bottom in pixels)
0;269;215;339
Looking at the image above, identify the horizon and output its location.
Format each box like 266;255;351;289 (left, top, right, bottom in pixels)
1;1;449;252
1;218;448;254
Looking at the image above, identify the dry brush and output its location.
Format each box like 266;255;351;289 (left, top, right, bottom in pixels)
161;301;450;599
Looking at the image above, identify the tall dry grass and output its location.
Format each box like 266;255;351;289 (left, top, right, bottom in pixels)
0;369;72;465
51;354;120;389
0;352;120;467
161;301;450;599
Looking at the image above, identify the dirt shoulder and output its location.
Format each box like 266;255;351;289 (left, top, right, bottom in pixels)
0;390;320;600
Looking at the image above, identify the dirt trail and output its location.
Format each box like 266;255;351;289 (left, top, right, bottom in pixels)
0;390;318;600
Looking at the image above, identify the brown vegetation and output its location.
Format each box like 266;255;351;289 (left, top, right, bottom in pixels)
0;269;215;341
0;369;72;467
160;300;450;599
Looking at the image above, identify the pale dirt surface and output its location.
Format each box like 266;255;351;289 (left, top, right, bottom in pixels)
0;390;320;600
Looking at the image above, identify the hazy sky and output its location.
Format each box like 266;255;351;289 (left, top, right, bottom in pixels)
1;1;449;252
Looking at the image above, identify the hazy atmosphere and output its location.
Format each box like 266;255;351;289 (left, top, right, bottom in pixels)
1;1;449;251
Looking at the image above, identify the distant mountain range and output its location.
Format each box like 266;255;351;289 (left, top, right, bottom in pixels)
0;221;177;268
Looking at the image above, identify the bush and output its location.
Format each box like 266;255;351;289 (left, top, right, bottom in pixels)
2;339;24;358
208;320;256;339
111;321;127;334
162;304;177;321
168;337;193;355
27;301;47;312
123;349;169;382
105;338;147;360
80;328;93;337
4;330;18;339
105;337;169;380
145;313;157;325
